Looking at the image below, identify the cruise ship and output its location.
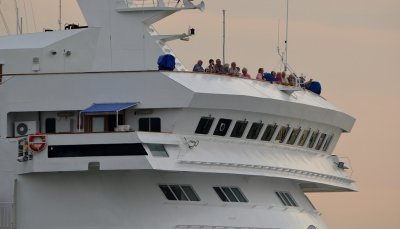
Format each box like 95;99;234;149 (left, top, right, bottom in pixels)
0;1;356;228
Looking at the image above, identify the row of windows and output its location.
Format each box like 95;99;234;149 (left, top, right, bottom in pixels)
195;117;334;152
159;184;297;207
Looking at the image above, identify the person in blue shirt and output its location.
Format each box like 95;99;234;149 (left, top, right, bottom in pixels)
263;71;277;83
193;60;204;72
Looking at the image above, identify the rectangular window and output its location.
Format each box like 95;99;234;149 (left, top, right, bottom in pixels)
230;120;248;138
287;127;301;145
246;122;264;140
159;184;200;201
0;64;2;83
213;118;232;136
322;135;334;151
308;131;319;148
261;124;278;141
275;126;290;143
139;118;161;132
298;129;310;146
92;117;105;132
147;144;168;157
315;133;327;150
45;118;56;133
195;117;214;134
213;186;248;203
276;191;298;207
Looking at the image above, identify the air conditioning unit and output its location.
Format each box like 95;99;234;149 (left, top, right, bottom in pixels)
14;121;37;137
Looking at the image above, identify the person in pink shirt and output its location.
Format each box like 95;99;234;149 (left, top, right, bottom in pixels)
256;68;264;80
240;67;251;79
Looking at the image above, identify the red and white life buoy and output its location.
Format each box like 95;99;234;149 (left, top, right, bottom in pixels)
28;134;47;152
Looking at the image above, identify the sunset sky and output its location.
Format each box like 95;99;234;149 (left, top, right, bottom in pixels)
1;0;399;228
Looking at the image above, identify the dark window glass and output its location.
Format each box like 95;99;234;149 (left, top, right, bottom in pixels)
213;118;232;136
147;144;168;157
230;121;248;138
287;127;301;145
195;117;215;134
276;191;298;207
315;133;327;150
261;124;278;141
275;126;290;143
170;185;188;201
308;131;319;148
45;118;56;133
213;187;229;202
159;185;176;200
298;129;310;146
231;187;248;202
222;187;238;202
181;185;200;201
150;118;161;132
246;122;264;140
139;118;150;131
322;135;334;151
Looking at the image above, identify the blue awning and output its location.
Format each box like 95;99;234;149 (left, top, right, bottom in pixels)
81;102;139;113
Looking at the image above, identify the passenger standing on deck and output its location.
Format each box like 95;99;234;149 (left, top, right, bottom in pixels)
256;68;264;80
205;59;214;72
228;62;240;76
240;67;251;79
193;60;204;72
213;59;224;74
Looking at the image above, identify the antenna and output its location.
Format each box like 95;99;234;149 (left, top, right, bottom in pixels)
284;0;289;72
222;9;226;65
59;0;62;30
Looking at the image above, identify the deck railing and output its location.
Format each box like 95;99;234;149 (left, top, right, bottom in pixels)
125;0;183;8
0;203;14;229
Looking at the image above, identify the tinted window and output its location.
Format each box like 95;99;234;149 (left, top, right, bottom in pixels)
322;135;334;151
45;118;56;133
139;118;149;131
246;122;264;140
230;121;248;138
213;186;248;203
147;144;168;157
315;133;327;150
276;191;298;207
298;129;310;146
261;124;278;141
159;184;200;201
287;127;301;145
308;131;319;148
139;118;161;132
213;118;232;136
159;185;176;200
195;117;214;134
275;126;290;143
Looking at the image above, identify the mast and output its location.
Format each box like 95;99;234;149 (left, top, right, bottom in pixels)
59;0;62;30
222;9;226;64
284;0;289;72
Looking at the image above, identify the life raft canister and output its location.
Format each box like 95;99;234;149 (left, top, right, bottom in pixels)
28;134;47;152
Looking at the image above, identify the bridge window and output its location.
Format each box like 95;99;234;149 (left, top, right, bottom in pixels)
213;186;248;202
261;124;277;141
287;127;301;145
298;129;310;146
308;131;319;148
195;116;214;134
322;135;334;151
159;184;200;201
315;133;327;150
213;118;232;136
230;120;248;138
275;125;290;143
246;122;264;140
139;117;161;132
276;191;298;207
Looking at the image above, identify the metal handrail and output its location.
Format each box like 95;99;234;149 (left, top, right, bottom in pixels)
126;0;183;8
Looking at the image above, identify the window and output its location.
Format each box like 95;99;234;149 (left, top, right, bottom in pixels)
275;125;290;143
261;124;278;141
230;120;248;138
159;185;200;201
315;133;327;150
139;118;161;132
298;129;310;146
45;118;56;133
195;117;214;134
308;131;319;148
213;118;232;136
287;127;301;145
147;144;168;157
0;64;2;83
276;191;298;207
213;186;248;202
322;135;334;151
246;122;264;140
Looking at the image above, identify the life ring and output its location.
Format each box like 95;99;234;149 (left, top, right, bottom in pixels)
28;134;47;152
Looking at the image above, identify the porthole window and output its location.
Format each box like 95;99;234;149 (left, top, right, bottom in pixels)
275;125;290;143
213;186;248;203
159;184;200;201
298;129;310;146
246;122;264;140
308;130;319;148
147;144;168;157
261;124;278;141
213;118;232;136
230;120;248;138
195;117;214;134
315;133;327;150
276;191;298;207
287;127;301;145
322;135;334;151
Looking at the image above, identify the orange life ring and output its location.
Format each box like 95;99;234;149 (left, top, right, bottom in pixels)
28;134;46;152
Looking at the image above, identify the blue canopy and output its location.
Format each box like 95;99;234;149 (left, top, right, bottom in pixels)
82;102;139;113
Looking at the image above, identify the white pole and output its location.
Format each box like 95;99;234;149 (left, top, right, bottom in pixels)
284;0;289;72
59;0;62;30
16;7;18;34
222;9;226;64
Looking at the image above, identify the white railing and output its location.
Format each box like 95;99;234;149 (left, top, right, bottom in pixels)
0;203;14;229
125;0;183;8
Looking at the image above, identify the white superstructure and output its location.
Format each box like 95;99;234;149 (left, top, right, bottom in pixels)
0;1;356;229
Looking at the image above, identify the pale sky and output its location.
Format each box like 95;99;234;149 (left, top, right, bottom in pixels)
1;0;400;228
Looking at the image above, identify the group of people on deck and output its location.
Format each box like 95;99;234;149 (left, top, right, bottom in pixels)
193;59;301;86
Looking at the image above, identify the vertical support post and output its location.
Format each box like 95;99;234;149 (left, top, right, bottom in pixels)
284;0;289;72
59;0;62;31
222;9;226;64
116;111;119;130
